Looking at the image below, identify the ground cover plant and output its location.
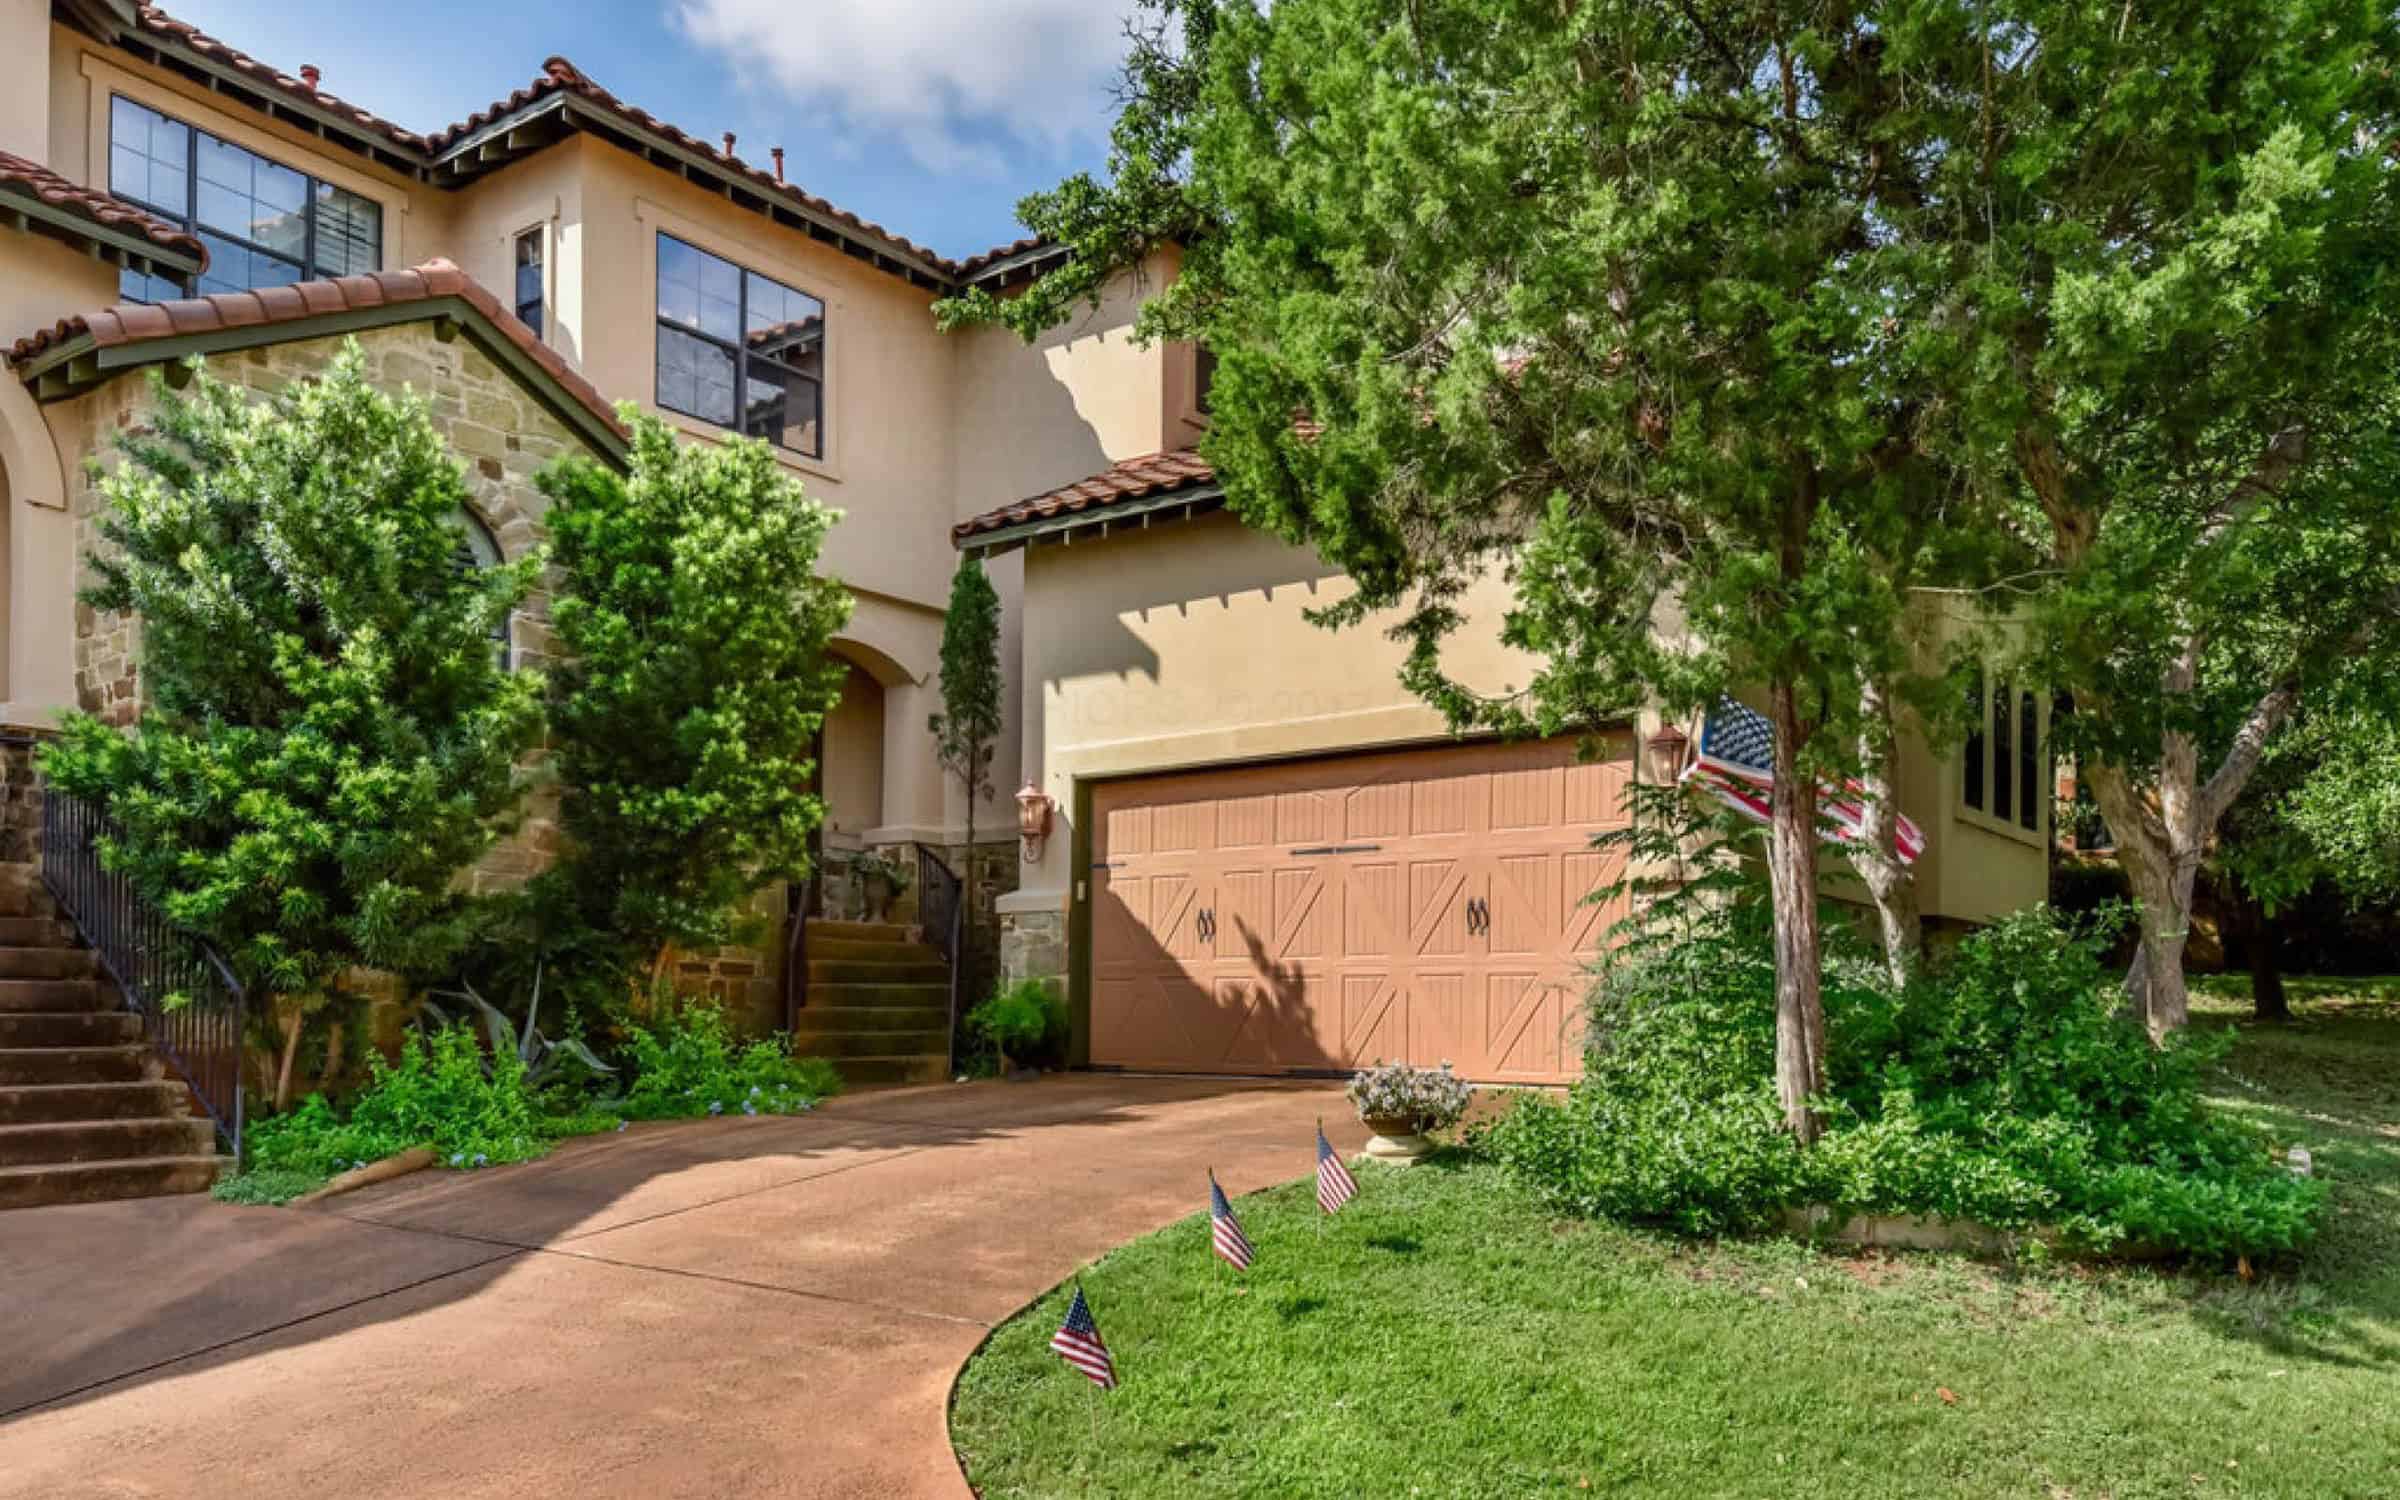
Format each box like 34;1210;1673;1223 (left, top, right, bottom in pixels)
1477;903;2324;1260
214;998;839;1203
951;985;2399;1499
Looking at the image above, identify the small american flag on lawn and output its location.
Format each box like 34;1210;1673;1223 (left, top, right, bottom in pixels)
1209;1173;1255;1270
1681;696;1925;864
1049;1284;1116;1390
1316;1123;1357;1214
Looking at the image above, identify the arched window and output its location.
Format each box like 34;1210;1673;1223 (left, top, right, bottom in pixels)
451;507;512;669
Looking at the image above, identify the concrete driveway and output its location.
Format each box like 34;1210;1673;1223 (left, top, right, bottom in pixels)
0;1075;1356;1499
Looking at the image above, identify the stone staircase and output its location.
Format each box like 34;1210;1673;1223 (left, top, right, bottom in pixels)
789;920;953;1087
0;872;220;1211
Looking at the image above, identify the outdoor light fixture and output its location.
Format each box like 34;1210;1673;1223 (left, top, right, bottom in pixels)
1015;782;1055;863
1644;721;1691;783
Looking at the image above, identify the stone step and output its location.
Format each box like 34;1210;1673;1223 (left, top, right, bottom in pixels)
789;1004;952;1035
0;1010;140;1049
0;947;97;980
806;920;922;945
0;1080;193;1126
0;1155;222;1212
0;978;112;1013
0;917;75;947
803;957;949;986
0;1045;157;1086
804;982;951;1011
829;1054;950;1087
0;1116;217;1168
794;1029;949;1060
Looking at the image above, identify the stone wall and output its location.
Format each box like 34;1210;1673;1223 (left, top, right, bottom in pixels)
998;906;1067;989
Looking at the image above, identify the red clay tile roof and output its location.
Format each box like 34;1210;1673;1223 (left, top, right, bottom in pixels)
954;449;1220;544
0;148;206;264
426;59;954;277
8;259;626;444
133;6;429;150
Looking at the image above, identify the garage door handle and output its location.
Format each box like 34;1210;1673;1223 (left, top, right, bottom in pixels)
1196;908;1216;942
1466;897;1488;935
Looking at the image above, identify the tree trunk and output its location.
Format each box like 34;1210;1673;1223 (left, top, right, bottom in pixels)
2243;898;2292;1022
1851;675;1921;988
273;998;306;1114
1767;677;1827;1144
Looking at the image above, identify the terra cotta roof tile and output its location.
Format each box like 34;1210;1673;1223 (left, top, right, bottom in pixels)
7;258;626;444
0;148;206;264
954;449;1219;543
133;5;429;150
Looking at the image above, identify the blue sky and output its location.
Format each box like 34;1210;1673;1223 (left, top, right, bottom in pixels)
161;0;1135;261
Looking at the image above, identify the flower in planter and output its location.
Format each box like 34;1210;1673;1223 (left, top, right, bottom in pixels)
1345;1060;1473;1133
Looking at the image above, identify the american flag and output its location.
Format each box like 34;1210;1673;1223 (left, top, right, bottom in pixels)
1680;696;1925;864
1209;1174;1255;1270
1049;1284;1116;1390
1316;1123;1357;1214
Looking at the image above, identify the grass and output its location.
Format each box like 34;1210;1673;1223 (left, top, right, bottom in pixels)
950;982;2400;1499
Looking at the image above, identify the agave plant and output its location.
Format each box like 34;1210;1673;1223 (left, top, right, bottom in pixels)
420;963;614;1093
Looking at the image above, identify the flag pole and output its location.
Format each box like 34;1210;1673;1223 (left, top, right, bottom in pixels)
1078;1279;1102;1466
1315;1118;1325;1241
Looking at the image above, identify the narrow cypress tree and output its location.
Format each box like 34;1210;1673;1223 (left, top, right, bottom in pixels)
929;555;1005;960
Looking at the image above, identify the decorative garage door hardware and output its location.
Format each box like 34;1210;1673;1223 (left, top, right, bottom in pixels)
1289;843;1384;857
1194;908;1217;942
1465;897;1490;936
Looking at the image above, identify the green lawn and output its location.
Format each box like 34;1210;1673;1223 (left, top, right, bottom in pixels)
950;983;2400;1498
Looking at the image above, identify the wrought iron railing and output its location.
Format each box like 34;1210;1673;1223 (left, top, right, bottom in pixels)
37;782;247;1160
911;843;970;1072
782;873;817;1033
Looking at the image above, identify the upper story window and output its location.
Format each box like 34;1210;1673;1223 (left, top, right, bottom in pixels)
513;227;545;339
1194;344;1217;416
654;233;824;459
1961;668;2044;835
451;507;513;669
108;95;382;303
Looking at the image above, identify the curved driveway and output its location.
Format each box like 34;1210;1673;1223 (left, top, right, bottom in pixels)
0;1075;1354;1499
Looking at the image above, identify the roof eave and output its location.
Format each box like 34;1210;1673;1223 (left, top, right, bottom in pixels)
963;243;1071;292
107;28;430;180
957;482;1227;556
0;183;203;283
14;295;629;469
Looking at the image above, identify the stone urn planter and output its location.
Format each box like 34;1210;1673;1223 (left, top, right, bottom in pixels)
1360;1113;1434;1165
1347;1060;1473;1167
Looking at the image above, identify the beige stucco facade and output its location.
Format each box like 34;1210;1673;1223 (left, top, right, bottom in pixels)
0;2;2049;1056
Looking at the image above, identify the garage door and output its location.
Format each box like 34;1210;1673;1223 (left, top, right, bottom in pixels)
1088;735;1632;1084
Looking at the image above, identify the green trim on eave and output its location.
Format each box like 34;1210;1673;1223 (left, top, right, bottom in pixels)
0;185;204;283
16;298;629;470
957;482;1228;556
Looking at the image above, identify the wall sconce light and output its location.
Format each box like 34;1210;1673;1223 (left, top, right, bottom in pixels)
1015;782;1055;863
1644;721;1692;784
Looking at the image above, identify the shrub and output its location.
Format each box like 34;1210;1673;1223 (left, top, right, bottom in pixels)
1475;901;2327;1259
240;1025;548;1189
618;998;842;1119
968;979;1067;1067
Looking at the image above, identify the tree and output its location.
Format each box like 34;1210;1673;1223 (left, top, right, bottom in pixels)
541;413;852;973
2211;691;2400;1021
1946;3;2400;1036
40;345;545;1110
929;554;1005;954
942;0;2021;1138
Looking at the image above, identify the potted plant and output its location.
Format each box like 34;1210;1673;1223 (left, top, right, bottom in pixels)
967;978;1064;1081
850;847;913;922
1345;1060;1473;1164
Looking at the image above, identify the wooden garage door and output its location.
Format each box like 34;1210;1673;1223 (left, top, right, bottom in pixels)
1088;736;1632;1084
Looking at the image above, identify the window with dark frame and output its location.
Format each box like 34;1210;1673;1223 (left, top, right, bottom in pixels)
513;227;545;339
1960;667;2045;834
107;95;382;302
653;233;824;458
451;508;512;670
1194;344;1217;416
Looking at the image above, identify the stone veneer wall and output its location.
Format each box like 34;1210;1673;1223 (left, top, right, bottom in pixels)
61;326;777;1024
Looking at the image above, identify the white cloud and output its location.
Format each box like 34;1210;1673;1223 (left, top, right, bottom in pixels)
674;0;1137;178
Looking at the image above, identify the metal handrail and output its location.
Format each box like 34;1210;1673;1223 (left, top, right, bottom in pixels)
782;873;816;1033
32;777;247;1161
911;843;969;1073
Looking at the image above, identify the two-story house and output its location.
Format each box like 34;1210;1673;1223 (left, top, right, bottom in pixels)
0;1;2048;1098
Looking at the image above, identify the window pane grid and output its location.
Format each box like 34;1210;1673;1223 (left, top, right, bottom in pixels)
655;233;824;457
107;95;381;300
